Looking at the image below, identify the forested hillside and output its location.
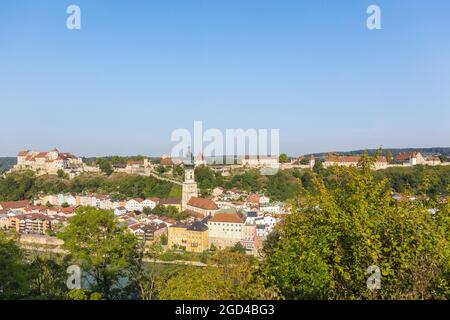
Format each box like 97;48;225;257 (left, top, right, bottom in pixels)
0;157;16;173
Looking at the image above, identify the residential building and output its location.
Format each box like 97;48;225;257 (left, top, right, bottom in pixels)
208;211;244;249
168;220;209;253
160;156;174;166
260;202;285;215
396;152;441;166
128;222;167;242
159;198;181;212
9;213;51;235
241;223;259;255
241;155;279;167
212;187;225;198
323;154;388;170
0;200;30;211
114;207;127;216
0;213;10;230
125;198;159;212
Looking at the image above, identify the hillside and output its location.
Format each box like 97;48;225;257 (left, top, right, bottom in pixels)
0;157;16;173
306;147;450;158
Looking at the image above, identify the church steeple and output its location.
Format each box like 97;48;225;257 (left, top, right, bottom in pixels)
184;146;195;167
182;145;198;211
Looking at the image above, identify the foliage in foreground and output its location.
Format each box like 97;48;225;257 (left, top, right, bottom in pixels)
261;155;449;299
159;249;279;300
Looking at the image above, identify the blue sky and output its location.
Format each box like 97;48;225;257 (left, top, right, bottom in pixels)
1;0;449;156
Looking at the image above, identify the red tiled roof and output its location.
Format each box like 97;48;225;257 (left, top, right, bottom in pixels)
17;213;49;221
159;198;180;205
185;210;205;219
396;153;417;161
247;194;260;204
35;152;48;158
160;157;174;166
0;200;30;210
127;160;144;165
187;197;218;210
210;212;244;223
56;207;75;214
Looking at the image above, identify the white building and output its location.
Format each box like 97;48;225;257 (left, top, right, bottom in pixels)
260;202;284;215
208;212;244;249
125;198;160;212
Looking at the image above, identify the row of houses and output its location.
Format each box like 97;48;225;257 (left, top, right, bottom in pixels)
168;208;279;255
323;155;389;170
0;200;75;235
0;199;175;243
319;152;443;169
394;152;441;166
36;194;182;212
183;193;285;219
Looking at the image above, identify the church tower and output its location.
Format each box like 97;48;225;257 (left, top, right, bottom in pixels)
182;149;198;211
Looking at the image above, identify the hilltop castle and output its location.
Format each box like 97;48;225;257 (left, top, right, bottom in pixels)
14;148;83;174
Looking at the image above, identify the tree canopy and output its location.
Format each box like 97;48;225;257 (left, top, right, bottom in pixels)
261;157;449;299
58;207;142;299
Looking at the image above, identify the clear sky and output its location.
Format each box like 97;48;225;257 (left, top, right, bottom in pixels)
1;0;449;157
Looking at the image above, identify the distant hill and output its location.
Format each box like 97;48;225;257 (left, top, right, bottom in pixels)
306;147;450;158
0;157;16;173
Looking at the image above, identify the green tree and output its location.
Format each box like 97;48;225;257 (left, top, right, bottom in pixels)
172;164;185;178
279;154;289;164
385;151;394;164
97;158;114;176
195;165;217;196
0;233;29;299
57;169;66;179
28;255;68;299
142;206;152;215
58;207;141;299
152;205;187;221
155;165;167;174
231;242;246;254
160;234;168;246
159;249;279;300
261;159;449;299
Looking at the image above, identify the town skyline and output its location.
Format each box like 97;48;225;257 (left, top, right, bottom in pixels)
1;144;449;158
1;0;449;157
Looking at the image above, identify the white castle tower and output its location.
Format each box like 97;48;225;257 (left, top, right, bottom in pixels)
182;148;198;211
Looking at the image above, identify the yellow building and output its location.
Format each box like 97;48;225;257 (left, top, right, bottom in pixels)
168;221;209;253
9;214;51;235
